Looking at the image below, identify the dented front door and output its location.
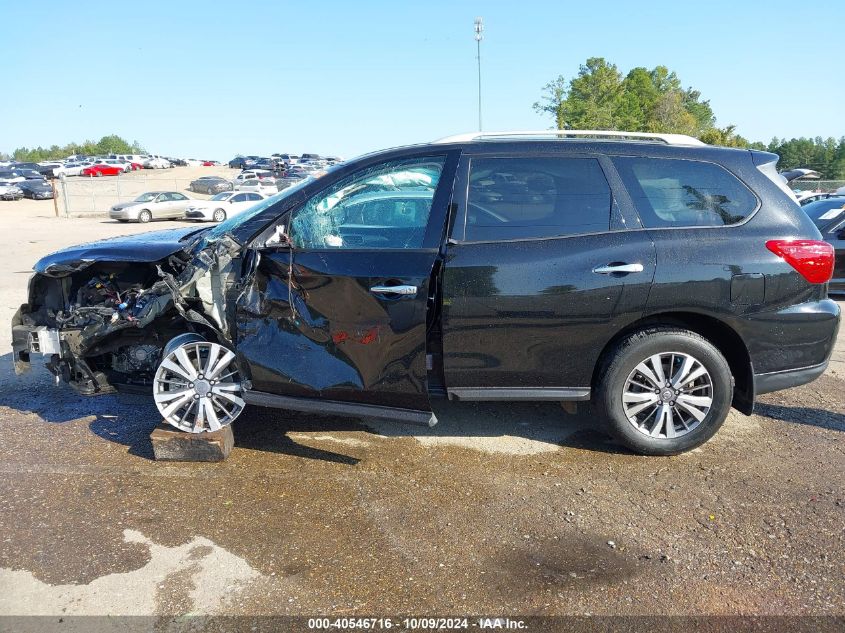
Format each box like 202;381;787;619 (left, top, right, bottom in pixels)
235;152;458;411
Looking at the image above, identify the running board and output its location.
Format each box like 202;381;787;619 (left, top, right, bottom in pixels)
243;390;438;427
447;387;591;401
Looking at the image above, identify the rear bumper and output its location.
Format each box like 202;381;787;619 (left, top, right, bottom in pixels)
743;298;840;376
754;360;829;396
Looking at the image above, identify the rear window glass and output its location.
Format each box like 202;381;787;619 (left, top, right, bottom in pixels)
465;157;612;241
613;157;758;228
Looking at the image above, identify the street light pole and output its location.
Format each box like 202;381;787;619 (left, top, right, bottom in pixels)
474;17;483;132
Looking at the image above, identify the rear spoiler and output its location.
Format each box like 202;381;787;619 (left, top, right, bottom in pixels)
750;150;800;203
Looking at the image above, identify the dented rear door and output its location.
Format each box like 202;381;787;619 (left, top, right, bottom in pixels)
235;151;459;411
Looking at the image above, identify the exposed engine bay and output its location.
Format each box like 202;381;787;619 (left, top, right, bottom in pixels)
12;234;242;397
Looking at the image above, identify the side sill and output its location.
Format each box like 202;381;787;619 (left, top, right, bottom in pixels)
447;387;591;402
242;390;438;427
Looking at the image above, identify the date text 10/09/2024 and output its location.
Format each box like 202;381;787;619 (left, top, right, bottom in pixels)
307;617;528;630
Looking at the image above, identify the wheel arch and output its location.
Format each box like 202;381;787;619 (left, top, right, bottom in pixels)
591;311;754;415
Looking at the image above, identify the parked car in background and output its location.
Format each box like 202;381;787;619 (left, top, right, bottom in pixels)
275;173;309;190
167;157;188;167
237;179;278;196
36;162;64;179
0;181;24;200
189;176;233;194
228;157;253;169
0;169;44;182
82;164;123;177
109;191;193;223
94;158;132;173
232;170;274;187
17;179;54;200
800;198;845;294
53;161;96;177
142;156;171;169
184;191;266;222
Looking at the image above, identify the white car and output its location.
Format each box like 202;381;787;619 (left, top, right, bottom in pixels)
237;179;278;196
184;191;266;222
232;170;274;187
142;156;171;169
53;161;96;177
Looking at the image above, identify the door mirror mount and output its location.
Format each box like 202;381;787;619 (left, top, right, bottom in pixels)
264;225;291;248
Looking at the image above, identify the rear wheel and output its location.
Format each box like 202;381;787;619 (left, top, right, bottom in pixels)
212;208;226;222
137;209;152;223
595;328;733;455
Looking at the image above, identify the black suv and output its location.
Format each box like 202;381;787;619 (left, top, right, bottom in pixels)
11;131;840;455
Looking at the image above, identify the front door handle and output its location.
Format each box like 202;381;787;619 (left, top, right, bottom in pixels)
370;285;418;296
592;263;644;275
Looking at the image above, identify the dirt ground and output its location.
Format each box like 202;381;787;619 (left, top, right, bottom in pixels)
0;200;843;622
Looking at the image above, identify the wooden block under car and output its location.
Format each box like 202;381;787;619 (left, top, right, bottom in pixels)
150;423;234;462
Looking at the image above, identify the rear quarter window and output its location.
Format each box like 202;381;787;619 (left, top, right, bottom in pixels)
612;156;758;228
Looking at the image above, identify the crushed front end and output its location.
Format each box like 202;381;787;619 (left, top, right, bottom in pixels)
12;234;243;396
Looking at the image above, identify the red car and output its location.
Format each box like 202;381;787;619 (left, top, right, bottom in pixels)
202;160;215;166
129;162;144;171
82;164;123;177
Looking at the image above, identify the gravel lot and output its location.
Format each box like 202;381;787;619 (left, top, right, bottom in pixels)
0;195;842;620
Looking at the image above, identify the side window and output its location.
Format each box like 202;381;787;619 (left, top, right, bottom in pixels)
232;194;247;202
249;193;262;201
289;156;445;250
171;193;187;201
612;157;758;228
464;157;612;241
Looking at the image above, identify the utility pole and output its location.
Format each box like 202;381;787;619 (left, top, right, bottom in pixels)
474;17;483;131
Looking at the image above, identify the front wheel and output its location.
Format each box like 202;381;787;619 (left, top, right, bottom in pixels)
137;209;152;223
212;208;226;222
595;328;733;455
153;336;245;433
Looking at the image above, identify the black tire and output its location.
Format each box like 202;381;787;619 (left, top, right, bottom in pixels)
137;209;152;224
212;208;226;222
595;327;733;456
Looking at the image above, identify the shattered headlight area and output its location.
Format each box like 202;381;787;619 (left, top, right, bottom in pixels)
12;236;244;397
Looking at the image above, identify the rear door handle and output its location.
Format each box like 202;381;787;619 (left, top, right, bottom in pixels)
370;285;418;296
592;263;644;274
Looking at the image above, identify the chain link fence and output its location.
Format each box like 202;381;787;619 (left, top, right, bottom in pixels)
790;179;845;193
55;168;238;216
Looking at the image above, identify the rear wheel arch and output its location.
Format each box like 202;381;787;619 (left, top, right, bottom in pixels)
591;311;753;414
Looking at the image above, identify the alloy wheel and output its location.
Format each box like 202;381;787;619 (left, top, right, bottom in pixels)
153;341;245;433
622;352;713;439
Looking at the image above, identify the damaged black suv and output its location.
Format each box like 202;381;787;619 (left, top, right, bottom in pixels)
11;131;840;455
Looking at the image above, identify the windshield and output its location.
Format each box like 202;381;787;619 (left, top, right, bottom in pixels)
204;176;316;241
134;193;157;202
210;192;233;201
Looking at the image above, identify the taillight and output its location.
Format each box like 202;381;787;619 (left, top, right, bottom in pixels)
766;239;835;284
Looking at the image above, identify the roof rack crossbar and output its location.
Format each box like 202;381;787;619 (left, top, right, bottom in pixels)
433;130;707;146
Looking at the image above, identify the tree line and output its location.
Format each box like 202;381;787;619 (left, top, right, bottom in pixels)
3;135;146;163
534;57;845;179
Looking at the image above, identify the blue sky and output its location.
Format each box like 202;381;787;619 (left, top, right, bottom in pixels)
2;0;843;160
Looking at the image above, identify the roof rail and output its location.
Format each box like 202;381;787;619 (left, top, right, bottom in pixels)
433;130;707;147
